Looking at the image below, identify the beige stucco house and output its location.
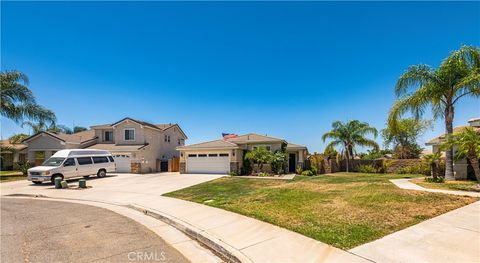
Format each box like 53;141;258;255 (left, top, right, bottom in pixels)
177;133;307;174
0;140;28;170
426;117;480;180
22;117;187;173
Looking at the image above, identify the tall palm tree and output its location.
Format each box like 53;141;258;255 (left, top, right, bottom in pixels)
388;46;480;180
1;70;56;125
322;120;379;172
21;121;72;134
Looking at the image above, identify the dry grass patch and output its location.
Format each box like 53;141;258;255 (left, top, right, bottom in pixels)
165;173;477;249
412;178;479;192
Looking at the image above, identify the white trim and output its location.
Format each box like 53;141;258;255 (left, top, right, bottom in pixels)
124;128;135;141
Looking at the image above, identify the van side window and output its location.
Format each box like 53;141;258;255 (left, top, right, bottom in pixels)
64;158;76;166
108;156;114;162
77;157;93;165
92;156;108;163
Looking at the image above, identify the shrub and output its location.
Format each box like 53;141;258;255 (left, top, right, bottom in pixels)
271;151;288;174
14;162;32;176
241;150;253;175
257;172;270;177
425;176;445;183
310;166;318;175
301;170;314;176
229;171;237;176
358;164;377;173
296;166;303;175
396;164;429;175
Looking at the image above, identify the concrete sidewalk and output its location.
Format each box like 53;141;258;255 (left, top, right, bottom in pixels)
390;178;480;197
350;201;480;263
1;173;368;263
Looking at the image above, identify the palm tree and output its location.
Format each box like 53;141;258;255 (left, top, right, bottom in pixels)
388;46;480;180
322;120;379;172
1;70;56;125
8;133;29;144
442;127;480;183
22;121;73;134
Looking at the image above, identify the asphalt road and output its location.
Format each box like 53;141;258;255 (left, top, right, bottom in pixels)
1;198;188;263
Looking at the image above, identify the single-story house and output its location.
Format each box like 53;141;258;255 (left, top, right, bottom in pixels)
0;140;28;170
177;133;308;174
426;117;480;180
22;117;187;173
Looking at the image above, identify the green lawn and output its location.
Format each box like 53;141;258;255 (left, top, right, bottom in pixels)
412;178;479;192
0;170;26;182
164;173;477;249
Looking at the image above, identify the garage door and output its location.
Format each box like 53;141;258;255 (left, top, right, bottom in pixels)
187;154;230;174
113;154;131;173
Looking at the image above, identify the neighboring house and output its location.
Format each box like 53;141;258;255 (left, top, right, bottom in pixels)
21;117;187;173
22;130;97;166
177;133;307;174
426;117;480;180
0;140;28;170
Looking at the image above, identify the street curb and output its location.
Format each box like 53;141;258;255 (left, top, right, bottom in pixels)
128;204;252;263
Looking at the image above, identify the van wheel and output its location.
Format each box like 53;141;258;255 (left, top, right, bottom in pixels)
33;181;43;185
97;169;106;178
51;174;64;185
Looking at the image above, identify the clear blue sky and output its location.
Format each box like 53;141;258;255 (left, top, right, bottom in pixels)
1;1;479;153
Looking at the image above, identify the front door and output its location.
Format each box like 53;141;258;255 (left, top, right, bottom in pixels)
289;153;296;173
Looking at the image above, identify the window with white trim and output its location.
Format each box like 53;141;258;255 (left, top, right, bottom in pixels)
124;128;135;141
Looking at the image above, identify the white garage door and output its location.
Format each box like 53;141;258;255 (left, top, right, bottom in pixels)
187;154;230;174
113;154;131;173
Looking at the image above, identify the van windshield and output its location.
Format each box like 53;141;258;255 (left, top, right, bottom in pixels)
42;157;66;167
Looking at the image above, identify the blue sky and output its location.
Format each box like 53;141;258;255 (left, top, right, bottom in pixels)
1;1;479;153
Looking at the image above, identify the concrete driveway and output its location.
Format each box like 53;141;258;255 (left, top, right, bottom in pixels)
1;172;225;203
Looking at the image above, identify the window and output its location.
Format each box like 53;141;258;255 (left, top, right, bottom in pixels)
108;156;114;162
104;131;113;142
164;135;167;142
124;129;135;141
188;154;197;157
168;135;171;143
42;157;65;167
93;156;109;163
219;153;229;157
198;154;207;157
64;158;76;166
208;154;218;157
77;157;93;165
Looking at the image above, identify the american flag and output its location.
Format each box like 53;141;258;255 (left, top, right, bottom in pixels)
222;133;238;140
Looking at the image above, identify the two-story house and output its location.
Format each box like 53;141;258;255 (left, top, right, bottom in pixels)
22;117;187;173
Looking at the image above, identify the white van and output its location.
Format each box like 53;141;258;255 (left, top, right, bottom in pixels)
27;149;116;184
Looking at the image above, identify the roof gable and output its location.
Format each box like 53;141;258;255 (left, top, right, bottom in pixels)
177;139;238;150
226;133;285;144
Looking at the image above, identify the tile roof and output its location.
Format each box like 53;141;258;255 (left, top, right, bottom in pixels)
226;133;285;144
426;125;480;145
177;139;239;150
0;140;27;151
22;130;97;144
286;143;307;149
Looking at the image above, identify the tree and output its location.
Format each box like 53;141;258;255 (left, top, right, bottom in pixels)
382;118;432;159
22;122;73;134
422;153;442;179
245;147;273;173
8;133;29;144
441;127;480;183
388;46;480;180
270;151;288;174
73;126;87;133
1;70;56;125
323;145;338;160
322;120;379;172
